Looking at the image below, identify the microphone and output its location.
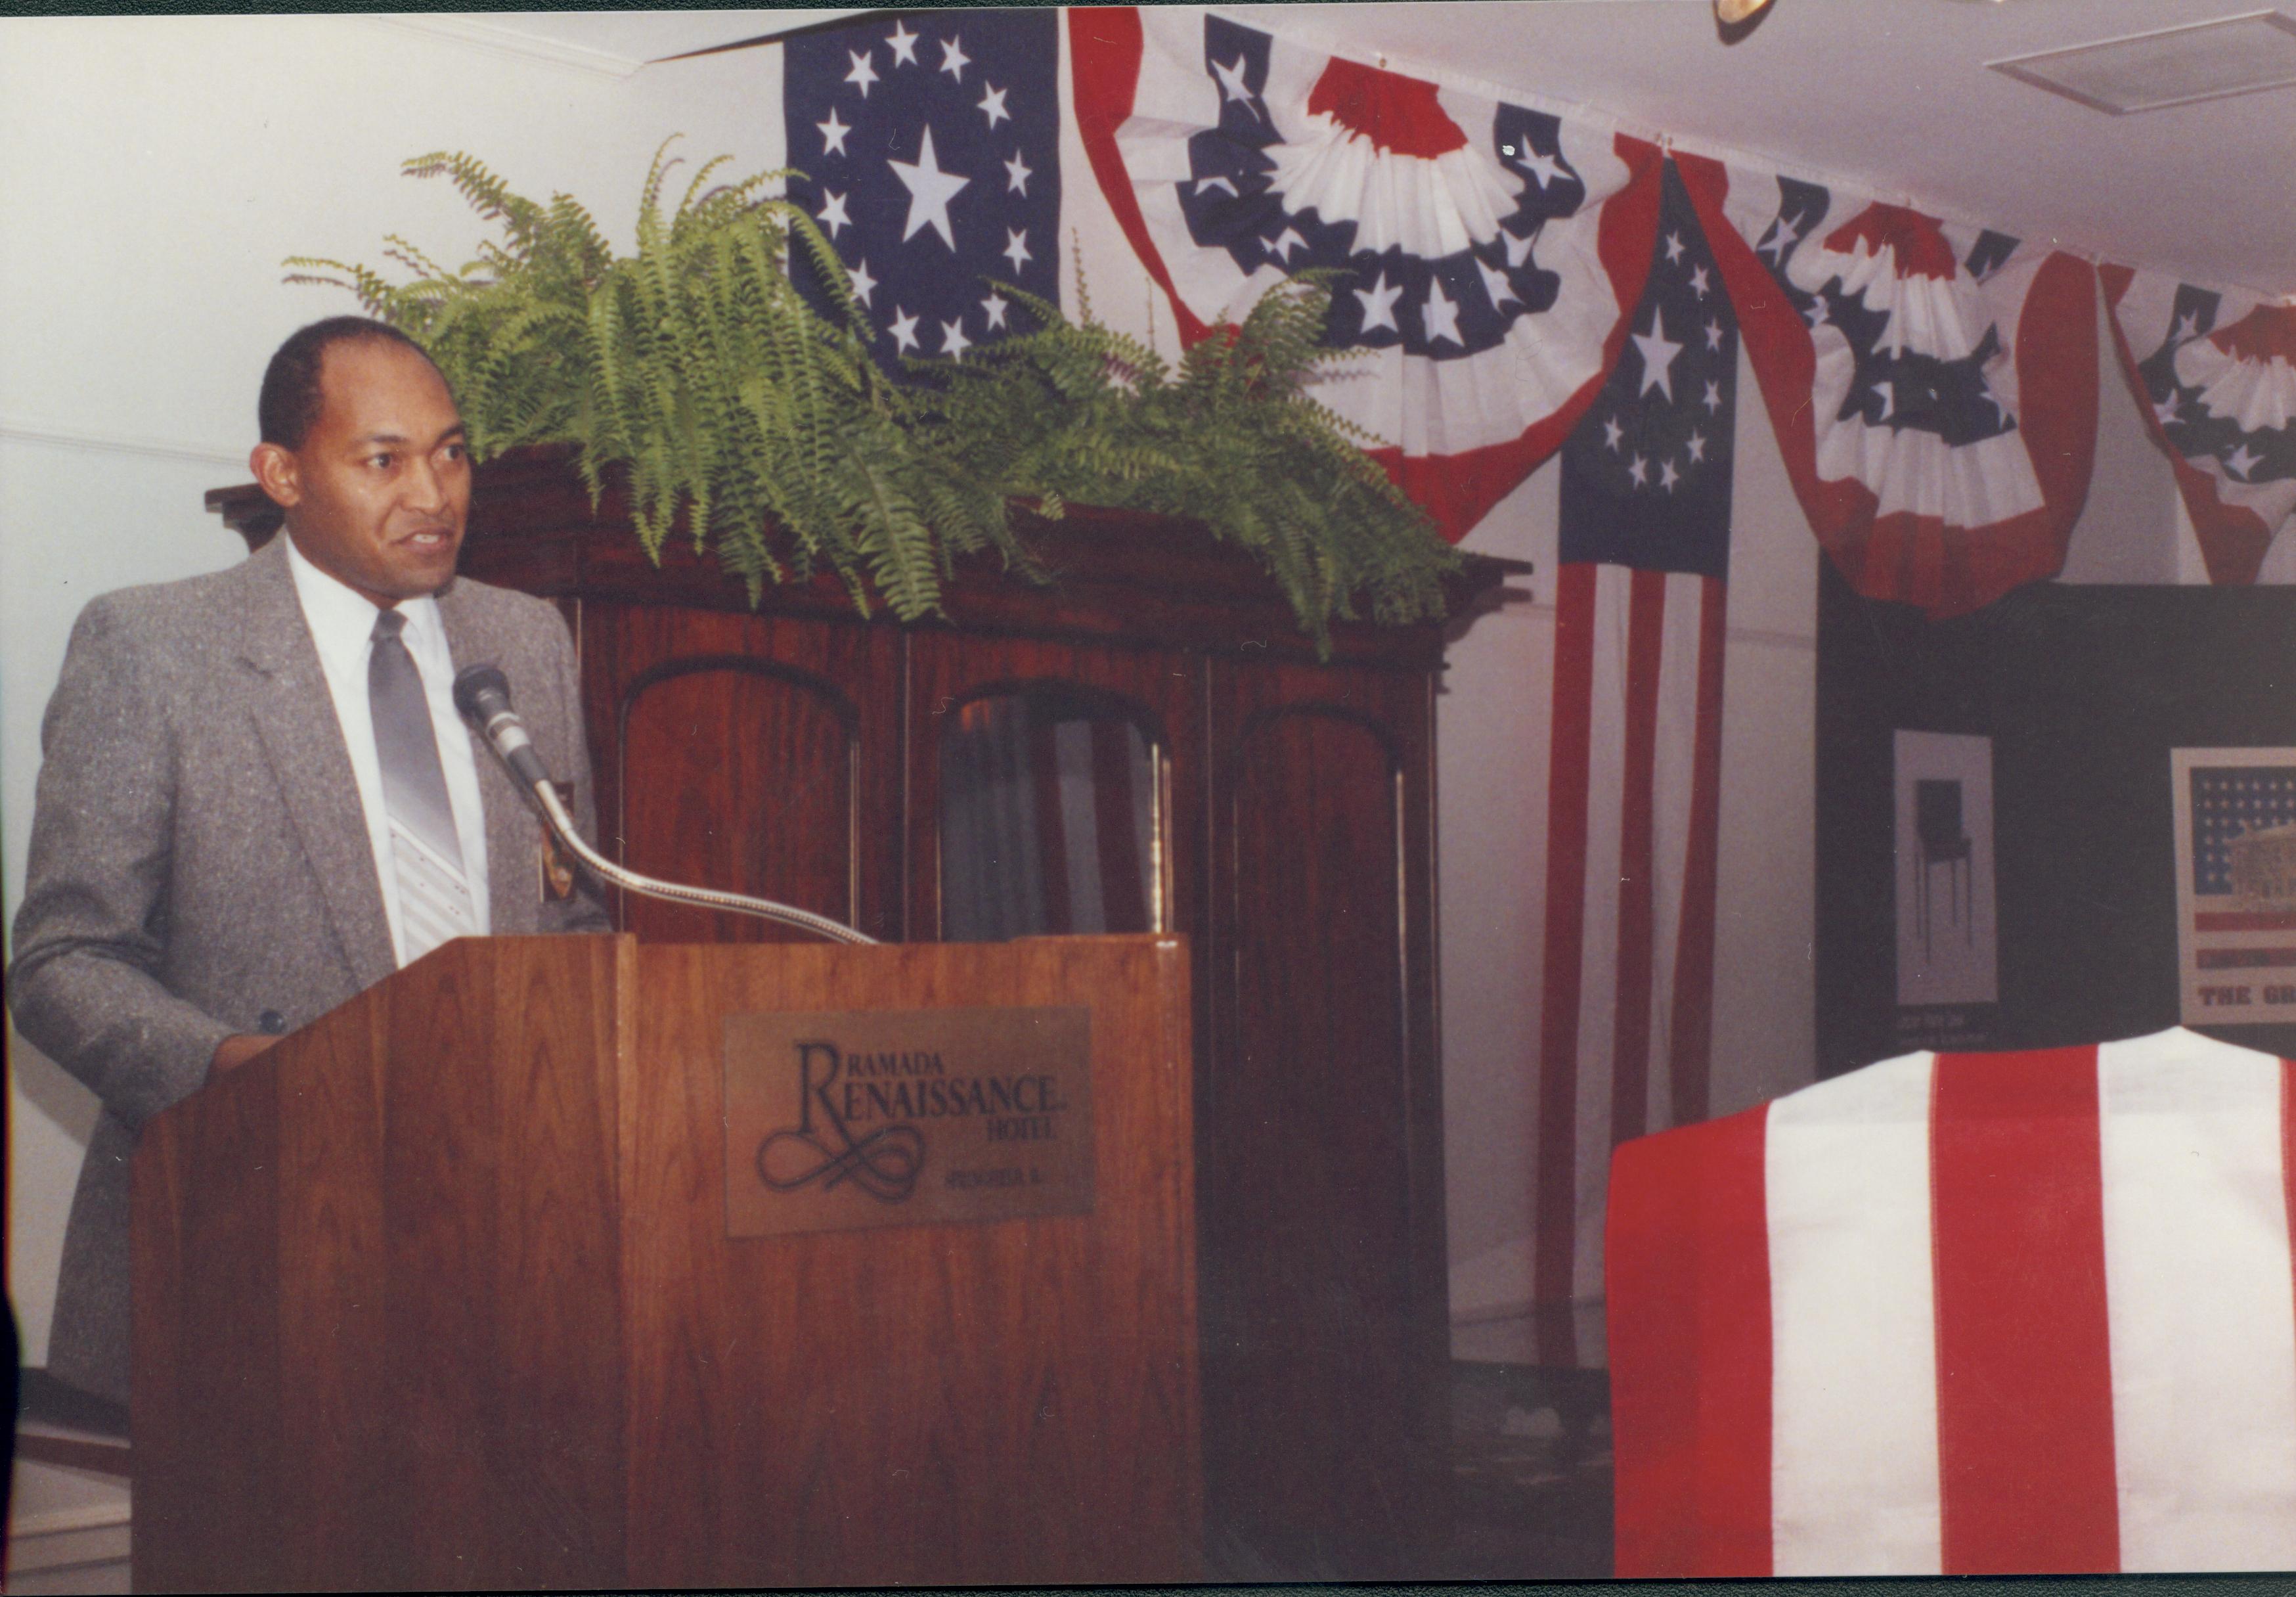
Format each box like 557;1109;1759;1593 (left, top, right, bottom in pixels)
451;665;550;791
451;664;876;947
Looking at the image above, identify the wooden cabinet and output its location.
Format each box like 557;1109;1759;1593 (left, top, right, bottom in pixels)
211;447;1509;1575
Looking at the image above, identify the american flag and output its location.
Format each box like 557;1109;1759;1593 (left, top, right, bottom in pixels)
1533;156;1735;1327
1609;1031;2296;1575
784;10;1062;366
2105;267;2296;585
1677;153;2098;619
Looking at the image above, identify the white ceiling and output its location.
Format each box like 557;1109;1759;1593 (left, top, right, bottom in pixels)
479;1;2296;297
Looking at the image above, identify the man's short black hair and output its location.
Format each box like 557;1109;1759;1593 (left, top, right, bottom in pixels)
257;317;445;450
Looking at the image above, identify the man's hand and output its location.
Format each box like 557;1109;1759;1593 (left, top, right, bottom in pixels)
210;1034;278;1076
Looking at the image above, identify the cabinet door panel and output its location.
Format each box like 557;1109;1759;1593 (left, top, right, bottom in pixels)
1206;661;1446;1575
584;604;902;943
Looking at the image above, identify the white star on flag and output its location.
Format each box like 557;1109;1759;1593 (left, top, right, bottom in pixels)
818;190;851;238
2153;395;2181;428
1687;429;1707;463
2226;443;2263;480
978;83;1010;128
1518;145;1565;190
1690;265;1711;300
1211;55;1259;112
1002;227;1031;271
1663;230;1685;265
1604;415;1625;452
1631;308;1683;400
1355;271;1403;334
1871;380;1895;422
1267;227;1307;263
1476;256;1520;310
1804;297;1830;329
1704;317;1724;352
982;290;1009;330
1660;458;1681;491
889;127;969;248
888;306;919;353
1628;453;1650;487
1424;279;1463;346
1703;379;1723;414
1759;210;1803;261
939;36;970;80
1502;229;1535;269
1195;175;1238;198
885;20;919;66
940;318;971;357
847;258;877;307
845;49;877;97
818;108;851;156
1004;151;1032;194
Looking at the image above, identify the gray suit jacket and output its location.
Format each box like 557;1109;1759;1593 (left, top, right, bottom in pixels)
8;533;611;1403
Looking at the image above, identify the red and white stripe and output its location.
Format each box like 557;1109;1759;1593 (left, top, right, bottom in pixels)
1534;562;1726;1331
1609;1027;2296;1575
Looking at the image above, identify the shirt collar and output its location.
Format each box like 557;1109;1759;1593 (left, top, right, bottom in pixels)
282;531;446;673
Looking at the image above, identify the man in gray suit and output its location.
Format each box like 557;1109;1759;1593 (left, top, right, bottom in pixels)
9;317;611;1406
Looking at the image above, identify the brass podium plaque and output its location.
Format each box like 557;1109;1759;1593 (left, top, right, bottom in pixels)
723;1005;1094;1237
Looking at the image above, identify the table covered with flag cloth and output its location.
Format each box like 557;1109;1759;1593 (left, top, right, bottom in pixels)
1606;1027;2296;1575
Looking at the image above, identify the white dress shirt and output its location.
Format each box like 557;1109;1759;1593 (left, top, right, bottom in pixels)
284;534;492;965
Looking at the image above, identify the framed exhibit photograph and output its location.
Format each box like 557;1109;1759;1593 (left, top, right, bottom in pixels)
2171;747;2296;1027
1894;731;2000;1027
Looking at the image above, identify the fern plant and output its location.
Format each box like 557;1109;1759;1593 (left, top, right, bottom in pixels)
289;142;1459;644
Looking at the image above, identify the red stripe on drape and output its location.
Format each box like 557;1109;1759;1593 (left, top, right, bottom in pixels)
1930;1045;2120;1573
1534;563;1600;1307
2283;1058;2296;1437
1610;570;1668;1146
1668;577;1727;1127
1608;1104;1774;1576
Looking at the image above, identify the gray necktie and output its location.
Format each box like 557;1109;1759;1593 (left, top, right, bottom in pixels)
370;608;475;962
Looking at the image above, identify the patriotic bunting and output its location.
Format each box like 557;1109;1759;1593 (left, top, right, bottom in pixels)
1677;153;2098;618
1608;1029;2296;1576
784;10;1063;366
1534;156;1736;1316
1071;5;1661;541
2103;266;2296;585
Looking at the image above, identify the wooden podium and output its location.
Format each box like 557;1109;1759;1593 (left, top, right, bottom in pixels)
130;933;1199;1592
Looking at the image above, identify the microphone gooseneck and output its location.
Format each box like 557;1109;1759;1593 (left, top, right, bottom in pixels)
451;664;877;947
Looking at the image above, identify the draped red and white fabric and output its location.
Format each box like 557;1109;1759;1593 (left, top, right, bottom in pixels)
1070;5;1660;541
1676;154;2098;618
1608;1027;2296;1576
2102;266;2296;585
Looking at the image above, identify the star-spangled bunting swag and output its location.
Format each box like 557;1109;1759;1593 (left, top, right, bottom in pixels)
2102;266;2296;586
1071;5;1662;542
1534;156;1736;1324
784;10;1061;369
1676;153;2098;619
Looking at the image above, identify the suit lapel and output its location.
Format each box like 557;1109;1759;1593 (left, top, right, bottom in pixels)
236;537;398;990
439;581;538;936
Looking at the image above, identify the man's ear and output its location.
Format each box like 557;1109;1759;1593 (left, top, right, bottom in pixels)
250;441;301;508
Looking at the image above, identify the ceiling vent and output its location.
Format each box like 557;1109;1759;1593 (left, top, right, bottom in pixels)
1989;9;2296;114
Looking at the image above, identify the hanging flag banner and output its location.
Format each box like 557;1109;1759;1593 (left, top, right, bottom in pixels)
1676;153;2098;618
1071;4;1662;541
2103;267;2296;585
1533;156;1734;1319
784;9;1063;366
